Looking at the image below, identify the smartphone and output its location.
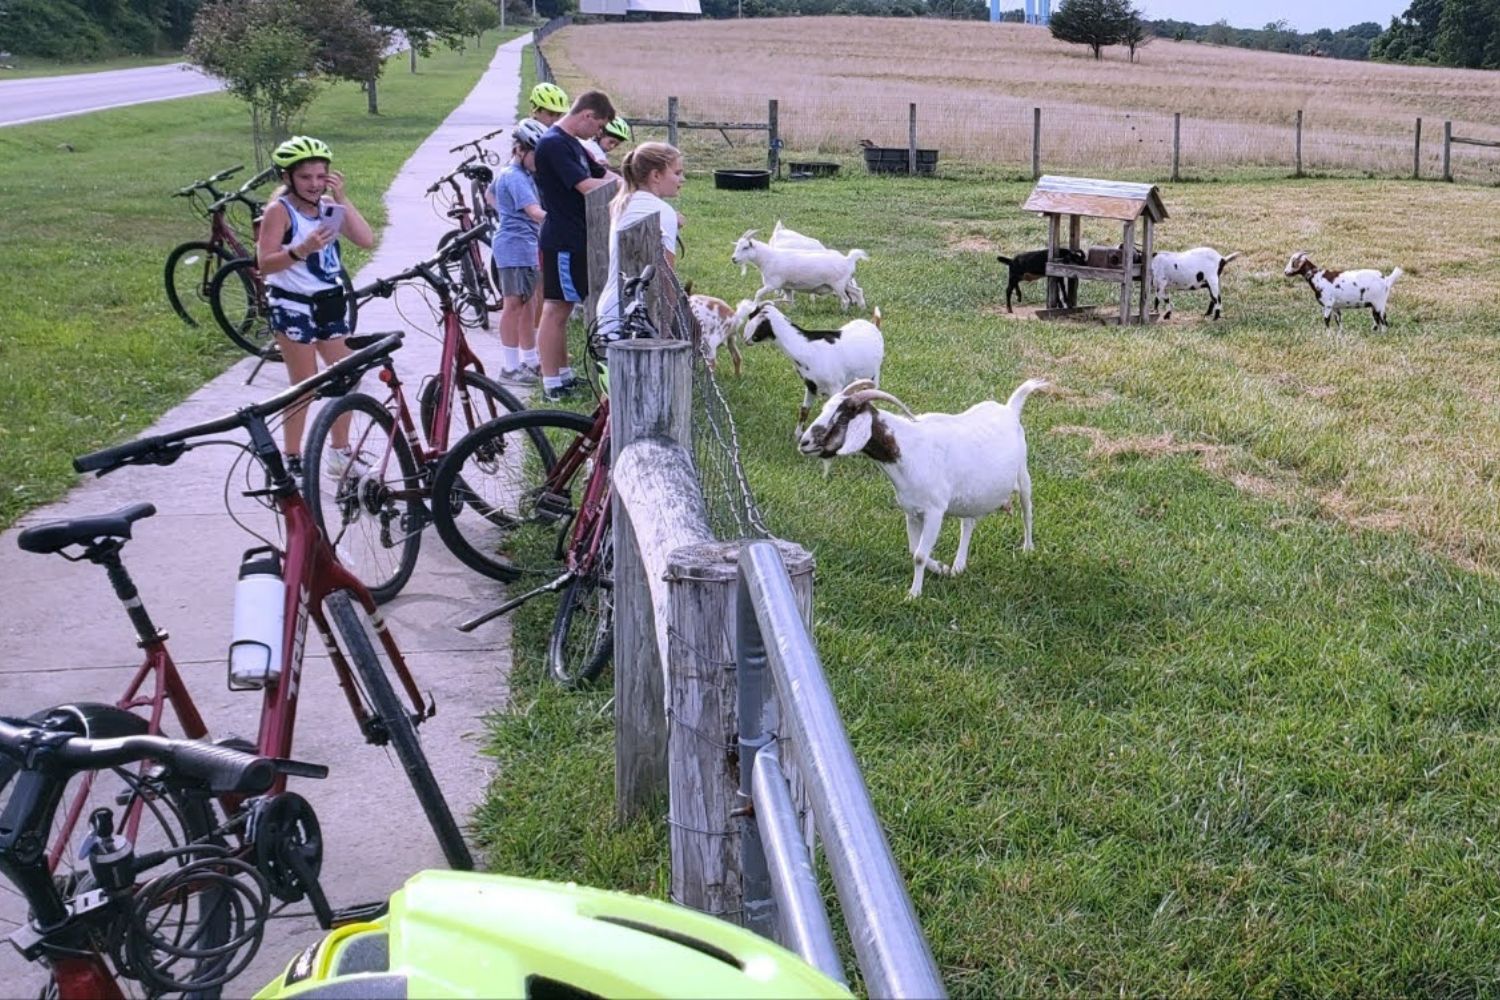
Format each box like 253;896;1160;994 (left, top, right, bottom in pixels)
318;202;347;237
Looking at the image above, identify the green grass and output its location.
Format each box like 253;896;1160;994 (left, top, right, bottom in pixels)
0;41;509;527
0;53;184;78
476;168;1500;996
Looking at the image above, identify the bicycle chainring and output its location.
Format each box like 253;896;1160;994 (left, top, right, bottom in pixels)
247;792;323;903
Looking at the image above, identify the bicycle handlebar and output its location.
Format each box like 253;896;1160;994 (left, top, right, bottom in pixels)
447;127;507;155
74;332;406;475
0;719;275;795
206;189;265;215
175;164;243;197
351;222;491;301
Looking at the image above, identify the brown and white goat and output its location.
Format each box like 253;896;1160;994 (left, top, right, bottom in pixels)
1284;250;1402;332
685;289;747;376
798;377;1046;598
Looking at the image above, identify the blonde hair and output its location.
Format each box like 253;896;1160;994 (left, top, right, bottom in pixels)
611;142;682;220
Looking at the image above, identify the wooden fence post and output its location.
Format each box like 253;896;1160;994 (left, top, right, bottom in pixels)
1118;219;1135;326
1413;117;1422;180
667;96;679;148
1172;112;1181;182
1032;107;1041;180
767;99;779;175
583;181;618;329
908;103;918;175
611;341;694;824
1294;109;1303;177
1444;120;1452;182
665;538;815;922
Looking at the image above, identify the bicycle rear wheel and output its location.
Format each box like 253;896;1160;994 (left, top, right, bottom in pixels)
304;393;423;604
547;535;614;686
165;241;234;329
0;704;234;995
437;228;492;329
324;592;473;870
208;258;280;360
428;409;591;583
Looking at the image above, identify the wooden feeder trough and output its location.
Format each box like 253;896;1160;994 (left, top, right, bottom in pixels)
787;160;840;180
862;146;938;175
1023;175;1167;326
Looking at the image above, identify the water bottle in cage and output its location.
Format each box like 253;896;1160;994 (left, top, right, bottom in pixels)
228;546;285;690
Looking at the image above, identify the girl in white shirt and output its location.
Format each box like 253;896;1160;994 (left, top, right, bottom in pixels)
593;142;684;341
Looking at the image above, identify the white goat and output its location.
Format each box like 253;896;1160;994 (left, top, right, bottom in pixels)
741;301;884;438
731;229;868;310
1284;250;1402;332
686;290;750;376
769;220;828;251
799;377;1047;598
1150;247;1241;320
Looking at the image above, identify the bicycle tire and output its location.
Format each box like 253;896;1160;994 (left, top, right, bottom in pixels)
304;393;423;604
208;258;281;360
164;240;235;329
547;535;614;686
428;409;591;583
417;369;527;477
437;228;492;329
0;703;232;997
324;592;474;871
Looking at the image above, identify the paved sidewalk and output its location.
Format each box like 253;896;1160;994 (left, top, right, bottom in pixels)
0;34;529;994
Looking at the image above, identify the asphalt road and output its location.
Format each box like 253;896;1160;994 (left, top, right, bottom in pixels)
0;63;224;128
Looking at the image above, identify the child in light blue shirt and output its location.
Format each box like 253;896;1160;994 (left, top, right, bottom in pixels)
486;118;547;380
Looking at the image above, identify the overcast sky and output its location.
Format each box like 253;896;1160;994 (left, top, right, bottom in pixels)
1135;0;1408;33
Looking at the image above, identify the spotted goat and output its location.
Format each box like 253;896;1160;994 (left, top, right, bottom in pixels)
684;286;750;376
798;377;1047;598
741;301;884;440
1150;246;1242;320
1283;250;1402;332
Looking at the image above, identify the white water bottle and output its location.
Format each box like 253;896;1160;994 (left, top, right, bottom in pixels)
228;547;284;690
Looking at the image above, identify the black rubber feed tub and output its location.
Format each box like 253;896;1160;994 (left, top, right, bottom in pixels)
714;168;771;191
788;160;840;180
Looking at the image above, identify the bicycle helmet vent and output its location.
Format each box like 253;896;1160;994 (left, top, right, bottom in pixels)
529;82;569;114
272;135;333;170
603;117;632;143
255;870;852;999
513;118;548;150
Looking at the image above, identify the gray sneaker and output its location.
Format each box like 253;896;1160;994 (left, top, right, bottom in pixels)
501;365;539;385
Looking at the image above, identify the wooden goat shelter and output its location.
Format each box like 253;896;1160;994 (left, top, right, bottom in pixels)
1024;175;1168;325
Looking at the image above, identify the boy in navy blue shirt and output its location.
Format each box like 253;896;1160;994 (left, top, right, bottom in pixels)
533;89;616;400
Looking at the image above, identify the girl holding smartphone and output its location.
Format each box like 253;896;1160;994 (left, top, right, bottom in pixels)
256;135;375;479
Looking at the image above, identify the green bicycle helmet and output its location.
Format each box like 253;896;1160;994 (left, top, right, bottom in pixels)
271;135;332;170
603;117;632;143
529;81;570;114
254;870;851;999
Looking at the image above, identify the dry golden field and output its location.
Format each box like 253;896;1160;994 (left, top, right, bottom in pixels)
546;17;1500;180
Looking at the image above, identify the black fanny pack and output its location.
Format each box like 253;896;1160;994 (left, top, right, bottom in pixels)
269;286;348;327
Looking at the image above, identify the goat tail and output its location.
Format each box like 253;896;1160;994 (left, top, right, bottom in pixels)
1006;377;1051;414
1221;251;1243;265
848;249;869;263
1387;266;1404;286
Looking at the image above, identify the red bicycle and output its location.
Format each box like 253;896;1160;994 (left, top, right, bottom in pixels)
7;333;472;994
300;223;529;602
163;163;275;335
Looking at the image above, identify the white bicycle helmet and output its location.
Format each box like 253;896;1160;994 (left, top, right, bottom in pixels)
512;118;548;150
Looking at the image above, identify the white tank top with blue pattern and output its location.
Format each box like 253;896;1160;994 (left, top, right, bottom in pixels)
264;196;343;297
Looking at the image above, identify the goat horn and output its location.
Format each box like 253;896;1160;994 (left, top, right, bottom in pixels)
738;228;758;242
841;378;877;395
847;388;916;417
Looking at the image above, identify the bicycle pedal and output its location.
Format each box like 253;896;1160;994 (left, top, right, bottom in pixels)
534;492;573;523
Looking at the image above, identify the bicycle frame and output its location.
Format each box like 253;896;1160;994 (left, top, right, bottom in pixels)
557;402;614;579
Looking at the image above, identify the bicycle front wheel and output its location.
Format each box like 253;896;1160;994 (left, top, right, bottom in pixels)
428;409;591;582
417;369;527;458
437;228;491;329
324;592;474;871
304;393;423;604
164;240;234;329
547;535;614;686
209;257;280;360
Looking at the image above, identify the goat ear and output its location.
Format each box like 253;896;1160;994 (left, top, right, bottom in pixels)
837;409;874;457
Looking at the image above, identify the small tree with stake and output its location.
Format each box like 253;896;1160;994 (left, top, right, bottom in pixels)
1048;0;1136;60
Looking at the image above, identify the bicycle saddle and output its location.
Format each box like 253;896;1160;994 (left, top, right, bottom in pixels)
17;502;156;554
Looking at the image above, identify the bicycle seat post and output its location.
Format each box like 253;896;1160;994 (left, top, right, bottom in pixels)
90;539;167;647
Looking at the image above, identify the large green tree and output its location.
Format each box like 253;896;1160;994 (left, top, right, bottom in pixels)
1435;0;1500;66
1049;0;1135;59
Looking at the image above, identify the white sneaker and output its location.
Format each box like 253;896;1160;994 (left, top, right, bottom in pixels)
325;447;371;480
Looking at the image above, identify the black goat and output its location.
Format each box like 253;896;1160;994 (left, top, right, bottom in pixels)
995;248;1086;312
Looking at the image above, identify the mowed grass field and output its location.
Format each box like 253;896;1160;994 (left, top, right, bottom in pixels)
476;86;1500;998
0;39;517;528
545;17;1500;181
